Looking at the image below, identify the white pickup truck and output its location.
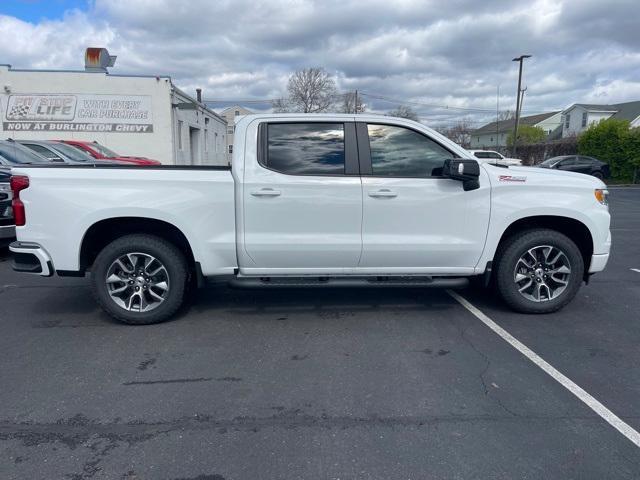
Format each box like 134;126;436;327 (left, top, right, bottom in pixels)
9;114;611;324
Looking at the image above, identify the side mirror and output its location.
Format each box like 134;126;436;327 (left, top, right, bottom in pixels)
443;159;480;191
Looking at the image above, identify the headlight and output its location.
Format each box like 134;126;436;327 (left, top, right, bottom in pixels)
594;188;609;206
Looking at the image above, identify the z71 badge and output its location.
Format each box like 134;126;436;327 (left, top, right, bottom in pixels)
498;175;527;182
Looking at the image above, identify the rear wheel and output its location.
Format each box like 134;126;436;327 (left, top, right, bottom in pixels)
90;234;187;324
495;229;584;313
592;171;604;180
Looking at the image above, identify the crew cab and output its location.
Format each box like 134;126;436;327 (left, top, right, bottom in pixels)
9;114;611;324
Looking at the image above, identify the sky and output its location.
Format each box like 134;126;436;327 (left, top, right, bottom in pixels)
0;0;639;128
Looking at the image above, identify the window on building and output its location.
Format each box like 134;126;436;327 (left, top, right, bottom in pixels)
228;145;233;154
265;123;345;175
178;121;183;150
367;124;453;177
235;110;240;116
564;115;570;129
215;132;218;152
227;127;234;134
582;112;588;127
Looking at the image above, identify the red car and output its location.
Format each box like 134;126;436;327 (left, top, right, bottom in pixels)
59;140;161;165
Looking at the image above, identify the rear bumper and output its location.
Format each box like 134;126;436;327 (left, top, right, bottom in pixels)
9;241;53;277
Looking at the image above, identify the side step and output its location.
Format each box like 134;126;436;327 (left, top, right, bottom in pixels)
228;276;469;289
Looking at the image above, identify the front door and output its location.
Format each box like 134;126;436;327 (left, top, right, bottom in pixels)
357;123;490;273
242;121;362;273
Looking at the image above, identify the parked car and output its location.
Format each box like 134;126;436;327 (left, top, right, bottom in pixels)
59;140;161;165
10;114;610;324
18;140;97;164
0;140;51;166
537;155;610;179
0;167;14;246
468;150;522;166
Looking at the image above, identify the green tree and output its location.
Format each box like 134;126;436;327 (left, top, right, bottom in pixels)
506;125;546;147
578;118;638;182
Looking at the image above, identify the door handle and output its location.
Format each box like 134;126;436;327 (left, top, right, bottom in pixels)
368;189;397;198
251;188;281;197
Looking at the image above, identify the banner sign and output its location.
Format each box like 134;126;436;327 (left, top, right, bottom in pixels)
2;94;153;133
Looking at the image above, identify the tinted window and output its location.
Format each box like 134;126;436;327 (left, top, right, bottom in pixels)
23;144;59;160
474;151;501;159
367;124;453;177
559;157;577;166
50;142;94;162
0;143;48;164
267;123;345;175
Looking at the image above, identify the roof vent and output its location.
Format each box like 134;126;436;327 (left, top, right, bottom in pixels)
84;47;117;72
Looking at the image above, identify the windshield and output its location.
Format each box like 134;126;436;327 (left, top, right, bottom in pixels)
91;142;119;158
473;151;502;159
0;142;49;164
51;142;95;162
539;156;564;166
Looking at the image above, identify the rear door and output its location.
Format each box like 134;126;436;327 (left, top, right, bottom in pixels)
357;122;490;272
242;121;363;273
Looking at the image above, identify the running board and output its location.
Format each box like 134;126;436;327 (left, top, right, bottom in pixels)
228;276;469;289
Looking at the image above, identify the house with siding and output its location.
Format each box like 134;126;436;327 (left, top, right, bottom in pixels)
470;111;562;149
561;101;640;137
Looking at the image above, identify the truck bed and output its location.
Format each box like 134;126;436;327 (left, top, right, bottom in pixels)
11;164;237;276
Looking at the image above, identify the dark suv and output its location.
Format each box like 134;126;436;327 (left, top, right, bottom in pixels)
538;155;610;179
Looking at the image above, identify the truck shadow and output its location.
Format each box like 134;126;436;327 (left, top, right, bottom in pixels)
185;285;462;322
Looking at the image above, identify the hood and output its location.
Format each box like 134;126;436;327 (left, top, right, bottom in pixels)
483;163;606;189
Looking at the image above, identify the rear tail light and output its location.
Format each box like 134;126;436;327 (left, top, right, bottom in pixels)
10;175;29;226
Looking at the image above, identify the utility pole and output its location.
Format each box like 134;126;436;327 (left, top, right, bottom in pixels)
354;90;358;114
496;85;500;150
511;54;531;157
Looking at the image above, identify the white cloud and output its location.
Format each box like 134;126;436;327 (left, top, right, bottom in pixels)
0;0;639;124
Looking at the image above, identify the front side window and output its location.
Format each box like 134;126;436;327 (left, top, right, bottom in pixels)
367;124;453;177
266;123;345;175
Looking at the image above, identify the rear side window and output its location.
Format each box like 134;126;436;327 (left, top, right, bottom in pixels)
367;124;453;177
266;123;345;175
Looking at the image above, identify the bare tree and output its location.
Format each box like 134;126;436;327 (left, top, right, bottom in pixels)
386;105;420;122
340;92;366;114
272;68;338;113
436;120;473;147
498;109;515;121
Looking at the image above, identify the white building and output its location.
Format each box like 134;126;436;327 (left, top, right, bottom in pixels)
0;54;227;165
561;101;640;138
470;111;562;149
220;105;253;163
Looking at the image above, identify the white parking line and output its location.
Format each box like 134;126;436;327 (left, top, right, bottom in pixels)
448;290;640;448
631;268;640;274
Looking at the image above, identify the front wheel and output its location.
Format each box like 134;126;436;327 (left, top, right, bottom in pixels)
495;229;584;314
90;234;188;324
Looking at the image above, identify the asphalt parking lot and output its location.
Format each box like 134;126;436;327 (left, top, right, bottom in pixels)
0;188;639;480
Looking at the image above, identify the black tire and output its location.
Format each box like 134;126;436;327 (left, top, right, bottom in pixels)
495;229;584;314
90;234;188;325
592;171;604;180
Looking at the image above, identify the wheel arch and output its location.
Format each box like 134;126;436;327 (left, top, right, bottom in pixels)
493;215;594;280
79;217;197;277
